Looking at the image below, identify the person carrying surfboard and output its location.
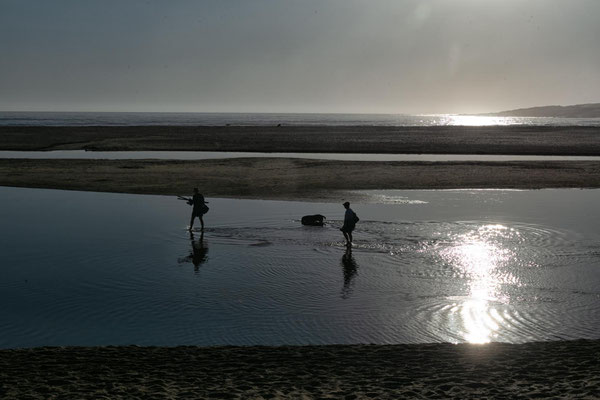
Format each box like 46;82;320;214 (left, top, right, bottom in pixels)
180;188;209;231
340;201;359;247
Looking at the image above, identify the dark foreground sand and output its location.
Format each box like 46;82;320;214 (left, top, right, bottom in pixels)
1;341;599;399
2;158;600;201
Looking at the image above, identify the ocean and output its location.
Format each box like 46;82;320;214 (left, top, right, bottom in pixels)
1;111;600;127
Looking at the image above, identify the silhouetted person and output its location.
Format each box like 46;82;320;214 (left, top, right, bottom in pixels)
188;188;209;231
341;247;358;298
340;201;359;247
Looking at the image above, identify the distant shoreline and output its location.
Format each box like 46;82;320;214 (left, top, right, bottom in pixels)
486;102;600;118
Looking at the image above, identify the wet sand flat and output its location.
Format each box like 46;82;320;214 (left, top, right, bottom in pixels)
1;125;600;155
1;341;598;399
3;125;600;199
2;158;600;200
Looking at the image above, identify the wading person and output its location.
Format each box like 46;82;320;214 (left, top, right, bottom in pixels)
340;201;359;247
185;188;209;231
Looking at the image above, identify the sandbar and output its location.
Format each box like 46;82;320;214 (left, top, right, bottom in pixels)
1;125;600;155
1;158;600;201
2;125;600;199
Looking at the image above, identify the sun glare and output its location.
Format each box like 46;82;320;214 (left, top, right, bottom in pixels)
443;115;520;126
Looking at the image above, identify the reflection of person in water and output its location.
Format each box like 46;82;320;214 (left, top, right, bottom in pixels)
190;231;208;268
341;247;358;298
178;231;209;271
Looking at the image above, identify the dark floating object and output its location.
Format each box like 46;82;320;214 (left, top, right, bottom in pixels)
301;214;326;226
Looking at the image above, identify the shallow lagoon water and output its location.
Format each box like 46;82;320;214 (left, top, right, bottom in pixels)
1;150;599;162
1;187;599;348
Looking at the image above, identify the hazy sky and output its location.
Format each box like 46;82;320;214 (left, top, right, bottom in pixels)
1;0;599;114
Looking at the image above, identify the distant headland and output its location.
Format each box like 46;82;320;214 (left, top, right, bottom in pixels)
486;103;600;118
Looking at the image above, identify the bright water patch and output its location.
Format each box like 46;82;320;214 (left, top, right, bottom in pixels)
0;187;599;348
2;150;600;161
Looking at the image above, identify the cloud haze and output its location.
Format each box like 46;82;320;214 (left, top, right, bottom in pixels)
1;0;599;113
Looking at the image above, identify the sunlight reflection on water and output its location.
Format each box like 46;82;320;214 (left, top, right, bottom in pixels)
440;224;517;343
441;115;523;126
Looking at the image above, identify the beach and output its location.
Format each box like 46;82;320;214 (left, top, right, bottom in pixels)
2;125;600;399
1;341;599;399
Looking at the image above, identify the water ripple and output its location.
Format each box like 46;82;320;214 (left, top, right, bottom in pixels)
3;214;600;347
